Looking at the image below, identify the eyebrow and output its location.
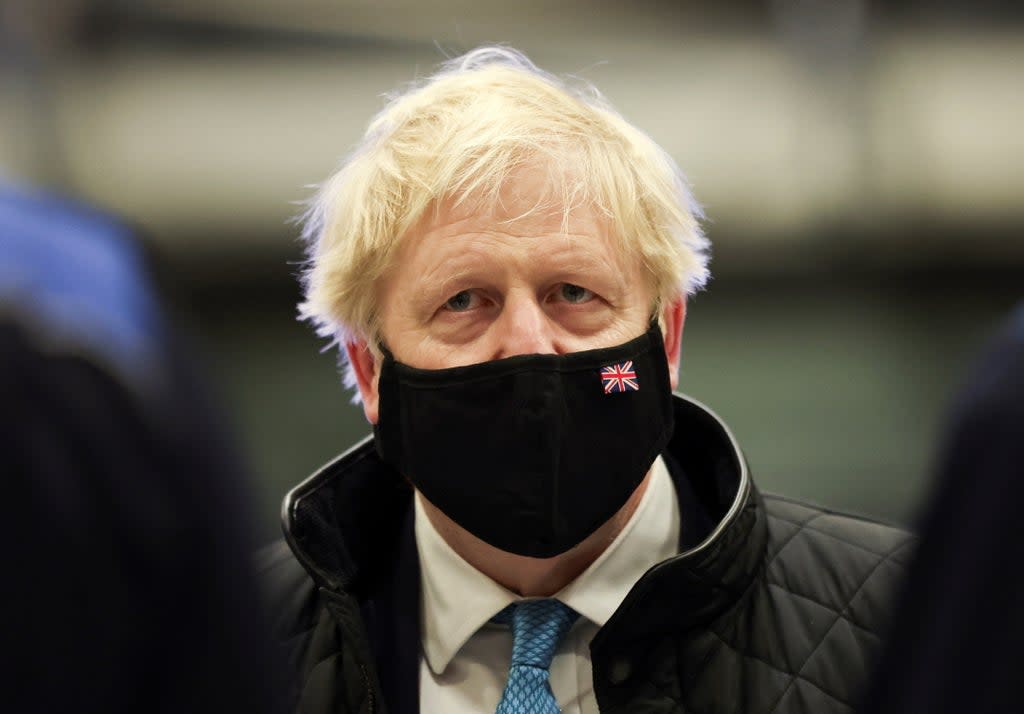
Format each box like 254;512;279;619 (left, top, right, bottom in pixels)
416;268;478;307
414;252;630;308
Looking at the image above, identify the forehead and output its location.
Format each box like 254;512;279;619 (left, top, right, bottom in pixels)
387;199;634;300
395;164;632;273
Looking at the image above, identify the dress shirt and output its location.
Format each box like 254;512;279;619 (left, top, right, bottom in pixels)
416;456;681;713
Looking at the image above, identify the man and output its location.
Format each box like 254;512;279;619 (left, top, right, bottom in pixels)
263;47;913;713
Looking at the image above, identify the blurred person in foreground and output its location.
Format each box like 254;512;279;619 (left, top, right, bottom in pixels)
0;180;283;712
862;305;1024;714
263;47;914;714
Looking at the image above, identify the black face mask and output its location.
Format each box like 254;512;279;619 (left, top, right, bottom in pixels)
373;322;675;558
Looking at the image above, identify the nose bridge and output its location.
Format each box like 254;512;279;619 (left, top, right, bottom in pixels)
496;292;555;358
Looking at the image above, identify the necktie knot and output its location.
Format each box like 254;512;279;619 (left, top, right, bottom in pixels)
493;599;579;713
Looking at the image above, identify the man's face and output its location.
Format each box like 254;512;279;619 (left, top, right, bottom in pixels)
348;169;684;423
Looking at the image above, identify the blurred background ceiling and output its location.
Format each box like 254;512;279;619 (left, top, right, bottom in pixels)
2;0;1021;538
3;0;1022;270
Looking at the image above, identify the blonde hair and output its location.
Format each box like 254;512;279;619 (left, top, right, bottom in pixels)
298;46;709;391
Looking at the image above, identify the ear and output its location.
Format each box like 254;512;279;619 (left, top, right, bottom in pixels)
660;297;686;391
345;339;381;424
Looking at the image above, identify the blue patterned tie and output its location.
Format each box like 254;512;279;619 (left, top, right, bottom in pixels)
493;599;579;714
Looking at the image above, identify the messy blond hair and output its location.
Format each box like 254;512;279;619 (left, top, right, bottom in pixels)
299;46;709;391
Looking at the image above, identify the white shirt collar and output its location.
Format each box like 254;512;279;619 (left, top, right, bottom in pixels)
416;456;681;674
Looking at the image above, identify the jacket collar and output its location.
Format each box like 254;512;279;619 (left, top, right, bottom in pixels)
281;393;765;625
593;395;766;653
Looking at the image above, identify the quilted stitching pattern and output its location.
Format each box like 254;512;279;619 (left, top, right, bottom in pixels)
652;497;915;714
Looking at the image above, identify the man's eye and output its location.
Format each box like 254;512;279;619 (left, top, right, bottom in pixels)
559;283;594;304
444;290;477;312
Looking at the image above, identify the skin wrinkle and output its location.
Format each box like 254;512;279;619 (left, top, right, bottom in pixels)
387;213;622;311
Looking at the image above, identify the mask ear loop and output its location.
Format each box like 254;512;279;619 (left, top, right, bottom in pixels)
650;298;665;334
370;318;394;363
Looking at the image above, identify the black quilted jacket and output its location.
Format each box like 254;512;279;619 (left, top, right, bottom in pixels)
261;394;914;713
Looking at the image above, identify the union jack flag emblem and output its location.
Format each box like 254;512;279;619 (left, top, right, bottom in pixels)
601;361;639;394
